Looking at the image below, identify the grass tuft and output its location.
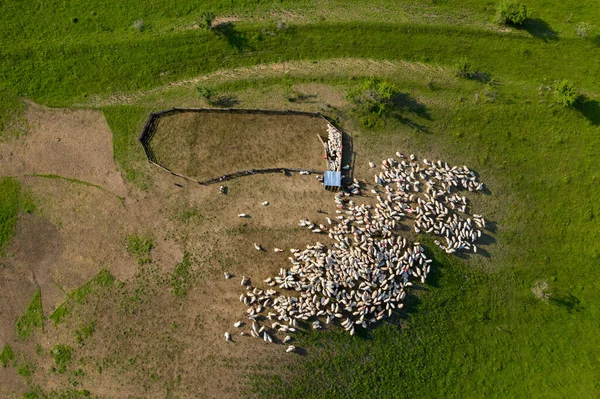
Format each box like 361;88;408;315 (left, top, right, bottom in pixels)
0;344;15;368
171;252;193;297
15;289;44;340
127;233;154;265
51;344;72;374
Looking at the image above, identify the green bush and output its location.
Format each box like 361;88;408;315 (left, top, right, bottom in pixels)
553;80;579;107
495;1;528;26
346;78;399;128
199;12;215;30
454;57;476;79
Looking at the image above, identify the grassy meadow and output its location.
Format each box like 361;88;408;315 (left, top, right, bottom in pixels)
0;0;599;398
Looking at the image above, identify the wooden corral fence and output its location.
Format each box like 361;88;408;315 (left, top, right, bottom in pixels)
138;107;343;186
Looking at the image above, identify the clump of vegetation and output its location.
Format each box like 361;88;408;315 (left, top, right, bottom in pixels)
454;57;476;79
532;280;551;301
199;11;215;30
15;289;44;340
75;320;97;346
50;269;115;325
346;78;399;128
553;80;579;107
196;85;214;101
17;362;34;378
171;252;193;297
495;0;528;26
575;22;594;37
51;345;72;374
133;19;144;32
0;344;15;367
127;233;154;265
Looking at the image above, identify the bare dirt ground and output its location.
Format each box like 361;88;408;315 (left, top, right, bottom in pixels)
0;104;343;398
150;111;328;180
0;104;128;197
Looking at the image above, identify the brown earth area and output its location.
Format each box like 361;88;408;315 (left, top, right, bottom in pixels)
0;104;342;398
149;111;328;181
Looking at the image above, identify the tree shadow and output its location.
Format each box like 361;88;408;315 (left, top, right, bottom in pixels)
391;93;432;133
209;95;241;108
393;93;432;120
522;18;558;42
593;35;600;47
213;22;249;52
549;294;583;313
575;97;600;126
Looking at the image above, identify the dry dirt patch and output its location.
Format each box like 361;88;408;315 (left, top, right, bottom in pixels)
149;111;328;180
0;104;127;196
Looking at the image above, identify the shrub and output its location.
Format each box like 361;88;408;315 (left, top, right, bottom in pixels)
553;80;579;107
495;1;528;26
346;78;399;128
199;12;215;30
454;57;476;79
196;85;214;101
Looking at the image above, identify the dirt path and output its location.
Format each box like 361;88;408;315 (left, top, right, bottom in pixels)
79;58;448;107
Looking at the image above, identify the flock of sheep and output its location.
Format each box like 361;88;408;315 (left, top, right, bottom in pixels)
323;124;343;172
224;153;488;352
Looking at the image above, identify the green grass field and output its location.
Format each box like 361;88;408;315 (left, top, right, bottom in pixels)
1;0;599;397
